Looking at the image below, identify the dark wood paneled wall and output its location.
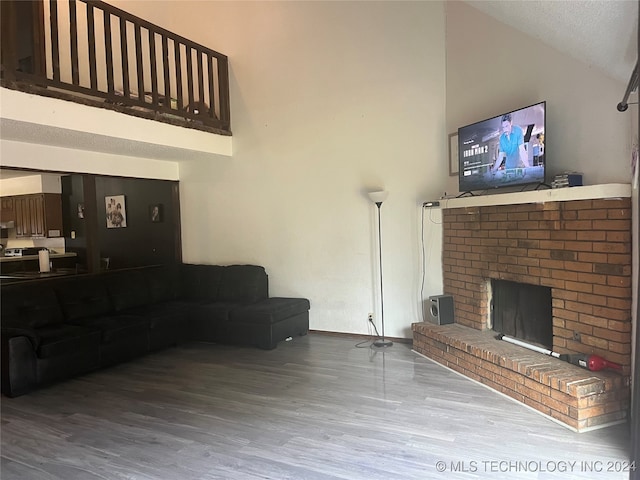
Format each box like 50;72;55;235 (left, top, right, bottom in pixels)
61;175;87;267
95;176;179;270
62;174;180;272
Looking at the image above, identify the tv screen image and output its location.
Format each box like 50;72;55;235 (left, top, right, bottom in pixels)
458;101;546;193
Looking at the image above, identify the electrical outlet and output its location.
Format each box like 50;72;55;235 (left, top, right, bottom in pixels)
573;331;581;342
368;313;374;322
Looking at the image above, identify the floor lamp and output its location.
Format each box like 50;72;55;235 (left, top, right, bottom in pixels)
368;190;392;348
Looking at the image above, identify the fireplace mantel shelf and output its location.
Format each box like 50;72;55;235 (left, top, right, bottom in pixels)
440;183;631;209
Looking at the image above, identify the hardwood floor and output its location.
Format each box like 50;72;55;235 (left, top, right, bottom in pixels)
1;333;632;479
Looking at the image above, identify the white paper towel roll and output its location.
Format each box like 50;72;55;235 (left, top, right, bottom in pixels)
39;249;50;273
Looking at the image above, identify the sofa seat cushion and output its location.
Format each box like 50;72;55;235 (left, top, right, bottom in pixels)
230;297;311;325
192;301;240;323
126;301;190;350
70;315;149;344
188;301;244;342
127;301;190;328
36;324;102;359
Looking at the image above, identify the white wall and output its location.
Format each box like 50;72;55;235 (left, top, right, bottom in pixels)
444;2;634;195
113;0;447;338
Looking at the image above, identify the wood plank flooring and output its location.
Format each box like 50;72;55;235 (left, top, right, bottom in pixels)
1;333;633;479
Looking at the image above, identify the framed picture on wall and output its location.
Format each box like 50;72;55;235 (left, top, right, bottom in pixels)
149;204;163;222
449;132;459;176
105;195;127;228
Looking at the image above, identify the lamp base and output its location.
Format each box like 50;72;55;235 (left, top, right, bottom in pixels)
372;339;393;348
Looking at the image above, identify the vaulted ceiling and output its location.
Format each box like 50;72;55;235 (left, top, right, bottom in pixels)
2;0;637;180
466;0;638;86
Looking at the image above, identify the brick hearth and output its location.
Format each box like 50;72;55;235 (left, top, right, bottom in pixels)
412;186;632;431
413;323;629;431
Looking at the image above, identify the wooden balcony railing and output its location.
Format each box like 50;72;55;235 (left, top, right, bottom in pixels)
1;0;230;135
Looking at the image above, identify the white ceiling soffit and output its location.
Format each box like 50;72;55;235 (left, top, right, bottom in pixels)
0;88;233;163
0;118;226;163
464;0;638;85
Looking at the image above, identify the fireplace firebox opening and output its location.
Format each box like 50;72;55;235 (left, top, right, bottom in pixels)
491;279;552;350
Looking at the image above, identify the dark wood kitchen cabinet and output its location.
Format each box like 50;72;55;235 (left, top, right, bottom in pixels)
14;194;63;237
1;197;16;223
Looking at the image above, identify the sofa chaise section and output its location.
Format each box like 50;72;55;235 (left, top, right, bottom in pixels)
228;297;311;349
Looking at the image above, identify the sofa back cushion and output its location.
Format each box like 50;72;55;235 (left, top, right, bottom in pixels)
54;276;112;322
1;283;64;329
145;264;181;304
179;264;267;303
218;265;268;303
181;264;224;301
105;270;150;312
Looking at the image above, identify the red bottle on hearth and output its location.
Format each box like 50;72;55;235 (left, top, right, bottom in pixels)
566;354;622;371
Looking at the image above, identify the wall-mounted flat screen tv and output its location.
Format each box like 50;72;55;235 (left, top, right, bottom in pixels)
458;101;546;193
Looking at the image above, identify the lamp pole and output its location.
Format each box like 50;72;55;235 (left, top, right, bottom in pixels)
369;191;392;348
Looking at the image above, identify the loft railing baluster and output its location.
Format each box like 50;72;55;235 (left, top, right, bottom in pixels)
87;2;97;90
0;2;18;79
162;36;171;109
149;30;159;107
50;0;60;82
174;42;183;111
186;45;194;109
69;0;79;85
207;54;216;120
218;56;230;129
120;17;130;98
32;1;46;77
197;48;205;111
134;24;144;102
104;10;114;95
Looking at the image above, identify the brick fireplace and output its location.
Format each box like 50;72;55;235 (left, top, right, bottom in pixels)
412;185;632;431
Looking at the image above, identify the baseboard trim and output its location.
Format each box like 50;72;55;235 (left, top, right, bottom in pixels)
309;330;412;344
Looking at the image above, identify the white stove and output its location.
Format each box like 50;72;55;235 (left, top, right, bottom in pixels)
4;247;46;257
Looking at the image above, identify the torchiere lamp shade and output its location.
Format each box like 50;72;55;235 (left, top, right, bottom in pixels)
368;190;388;205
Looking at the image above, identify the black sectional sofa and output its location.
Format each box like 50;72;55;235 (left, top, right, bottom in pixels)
1;264;310;397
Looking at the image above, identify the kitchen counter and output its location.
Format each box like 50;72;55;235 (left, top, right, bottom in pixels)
0;252;77;263
0;270;80;282
0;252;80;277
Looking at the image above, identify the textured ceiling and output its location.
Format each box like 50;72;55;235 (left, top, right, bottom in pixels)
466;0;638;85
